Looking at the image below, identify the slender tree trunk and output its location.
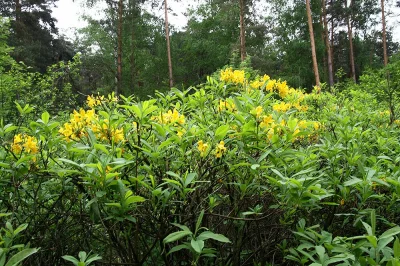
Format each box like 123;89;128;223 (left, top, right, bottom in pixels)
129;0;136;92
117;0;123;95
381;0;388;66
346;0;356;82
330;0;335;80
239;0;246;61
15;0;22;63
323;0;334;86
320;12;327;80
306;0;320;87
15;0;21;23
164;0;173;88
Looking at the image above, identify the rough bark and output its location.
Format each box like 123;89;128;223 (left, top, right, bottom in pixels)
381;0;388;66
239;0;246;61
323;0;334;86
306;0;320;87
346;0;356;82
117;0;123;95
164;0;173;88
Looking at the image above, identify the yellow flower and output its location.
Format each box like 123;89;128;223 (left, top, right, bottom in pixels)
220;68;245;85
218;100;236;113
112;128;125;143
252;106;263;119
87;95;97;108
340;199;345;206
313;85;321;94
276;81;289;98
215;141;227;158
177;128;186;138
262;74;270;82
87;95;104;108
313;122;321;130
11;134;38;154
260;115;274;128
23;136;38;154
273;102;291;112
298;120;308;129
265;79;276;92
154;109;185;125
250;80;263;89
197;140;209;157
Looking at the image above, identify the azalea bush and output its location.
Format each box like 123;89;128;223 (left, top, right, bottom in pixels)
1;66;400;265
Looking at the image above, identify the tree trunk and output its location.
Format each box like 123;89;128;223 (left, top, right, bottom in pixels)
330;0;335;80
15;0;21;23
117;0;123;95
323;0;334;86
164;0;173;88
381;0;388;66
129;0;136;93
346;0;356;82
306;0;320;87
15;0;22;63
239;0;246;61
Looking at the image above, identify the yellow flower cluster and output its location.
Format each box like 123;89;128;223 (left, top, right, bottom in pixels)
273;102;292;113
215;141;227;158
276;81;289;98
87;94;118;108
91;120;125;143
251;106;263;118
260;115;274;128
59;109;95;141
153;109;185;125
218;100;236;113
197;140;227;158
258;117;321;143
197;140;209;157
59;109;124;143
87;95;105;108
11;134;38;154
292;102;309;112
220;68;245;85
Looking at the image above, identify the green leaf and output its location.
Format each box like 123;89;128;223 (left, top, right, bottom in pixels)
125;196;146;205
195;210;204;234
5;248;38;266
78;251;87;262
366;235;378;248
215;125;230;140
343;177;362;187
362;221;373;236
62;255;80;265
164;231;192;243
171;223;192;233
184;173;196;187
197;231;231;243
94;144;109;155
41;112;50;124
378;236;394;252
380;226;400;240
394;237;400;258
191;239;204;254
167;244;189;255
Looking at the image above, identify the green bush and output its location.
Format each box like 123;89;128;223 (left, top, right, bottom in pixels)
1;66;400;265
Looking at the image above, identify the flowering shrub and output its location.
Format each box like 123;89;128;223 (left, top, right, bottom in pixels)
1;67;400;265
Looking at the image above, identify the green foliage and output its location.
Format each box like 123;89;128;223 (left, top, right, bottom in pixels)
0;217;38;266
1;65;400;264
62;251;102;266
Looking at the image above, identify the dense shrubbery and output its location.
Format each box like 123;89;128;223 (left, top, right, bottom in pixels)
2;65;400;265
